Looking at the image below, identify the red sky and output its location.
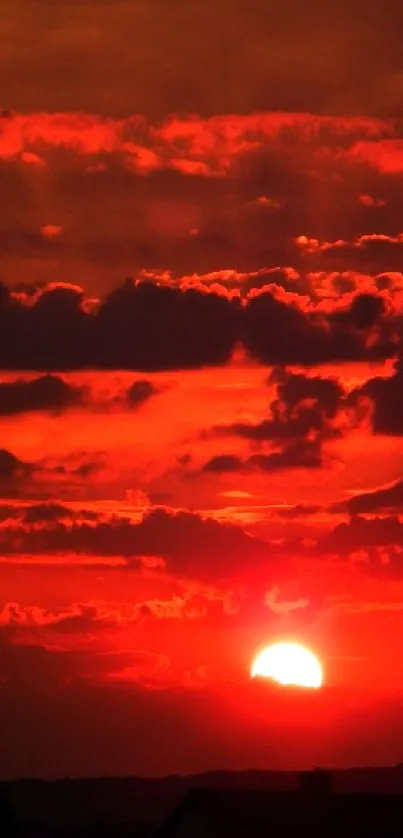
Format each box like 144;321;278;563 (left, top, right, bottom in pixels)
2;0;403;778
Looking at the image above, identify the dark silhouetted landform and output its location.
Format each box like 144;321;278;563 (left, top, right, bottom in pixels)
3;766;403;837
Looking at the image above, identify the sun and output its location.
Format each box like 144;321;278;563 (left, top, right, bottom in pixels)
250;642;323;689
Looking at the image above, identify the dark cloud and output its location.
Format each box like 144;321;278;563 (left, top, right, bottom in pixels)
0;446;106;500
1;278;396;370
0;449;33;484
0;283;92;370
24;501;75;522
248;443;322;471
331;292;386;331
276;503;323;519
203;455;244;473
297;235;403;274
242;292;328;367
231;369;343;439
126;379;158;408
0;375;81;414
22;501;98;524
333;480;403;515
94;280;239;370
0;501;93;524
242;291;397;367
203;441;322;473
0;280;239;371
351;360;403;435
0;506;271;579
207;369;344;473
319;515;403;555
0;635;134;694
0;280;396;370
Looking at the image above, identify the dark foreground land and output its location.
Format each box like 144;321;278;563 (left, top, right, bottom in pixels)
3;766;403;838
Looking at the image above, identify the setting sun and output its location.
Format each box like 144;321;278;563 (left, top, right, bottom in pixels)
251;642;323;689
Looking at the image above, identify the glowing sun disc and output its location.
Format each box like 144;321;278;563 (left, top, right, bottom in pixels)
251;642;323;689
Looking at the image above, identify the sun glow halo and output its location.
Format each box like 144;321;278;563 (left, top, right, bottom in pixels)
251;642;323;689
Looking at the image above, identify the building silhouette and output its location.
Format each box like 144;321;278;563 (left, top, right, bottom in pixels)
157;769;403;837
